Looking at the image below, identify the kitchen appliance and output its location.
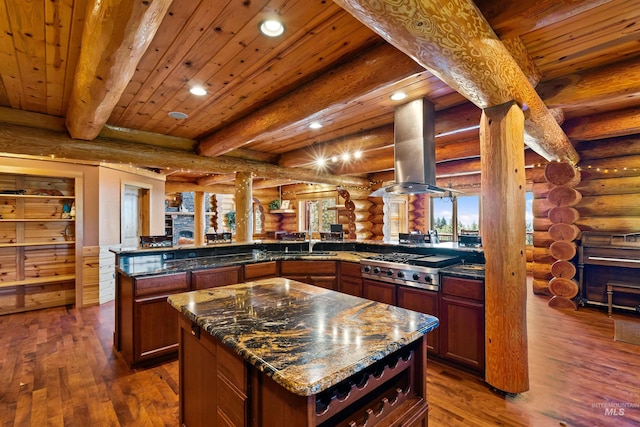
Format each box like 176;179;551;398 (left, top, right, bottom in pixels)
320;232;343;241
370;98;453;197
360;252;460;291
459;231;482;247
139;235;173;248
398;230;439;244
206;232;232;244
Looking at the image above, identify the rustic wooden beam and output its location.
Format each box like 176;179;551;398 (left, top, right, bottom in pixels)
0;123;370;187
65;0;173;140
235;172;253;243
577;135;640;161
563;106;640;142
197;42;423;157
252;179;298;189
334;0;579;164
538;56;640;113
197;174;236;186
476;0;613;39
481;101;529;394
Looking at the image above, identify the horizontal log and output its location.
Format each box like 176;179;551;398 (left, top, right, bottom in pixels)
547;206;580;224
548;223;580;242
532;231;553;248
544;162;580;187
548;277;579;299
0;123;369;187
550;260;576;280
577;135;640;161
549;240;576;261
563;106;640;142
532;278;552;296
577;155;640;179
547;186;582;207
531;262;553;281
576;175;640;196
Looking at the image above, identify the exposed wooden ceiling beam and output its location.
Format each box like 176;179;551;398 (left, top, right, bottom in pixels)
65;0;172;140
335;0;579;164
0;123;370;187
197;42;423;157
197;174;236;186
475;0;613;39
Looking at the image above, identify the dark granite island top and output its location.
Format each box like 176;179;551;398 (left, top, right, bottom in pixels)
168;277;438;395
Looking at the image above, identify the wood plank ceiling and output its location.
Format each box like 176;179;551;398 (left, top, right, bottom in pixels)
0;0;639;188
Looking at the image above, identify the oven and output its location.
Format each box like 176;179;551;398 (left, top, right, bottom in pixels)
359;252;460;292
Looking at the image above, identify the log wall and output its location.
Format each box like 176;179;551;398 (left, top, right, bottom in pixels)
531;136;640;295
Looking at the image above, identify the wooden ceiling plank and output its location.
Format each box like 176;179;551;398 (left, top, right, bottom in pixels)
0;0;26;108
197;42;423;157
158;5;378;139
44;0;74;116
0;122;370;187
111;0;233;127
334;0;579;164
61;0;88;116
65;0;173;140
5;0;48;112
120;0;271;131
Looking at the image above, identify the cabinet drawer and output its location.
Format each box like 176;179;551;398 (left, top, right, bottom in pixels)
134;272;189;297
244;261;278;280
217;343;247;394
280;260;336;275
340;261;362;277
192;266;242;290
441;276;484;301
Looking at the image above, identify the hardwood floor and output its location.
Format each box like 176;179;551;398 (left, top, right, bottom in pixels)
1;283;639;426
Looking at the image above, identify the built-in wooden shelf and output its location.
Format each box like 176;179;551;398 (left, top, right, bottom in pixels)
0;194;74;199
270;209;296;214
0;241;74;248
0;218;75;222
0;274;76;289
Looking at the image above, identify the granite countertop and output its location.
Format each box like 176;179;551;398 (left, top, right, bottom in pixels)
118;250;377;277
440;263;485;280
167;278;439;396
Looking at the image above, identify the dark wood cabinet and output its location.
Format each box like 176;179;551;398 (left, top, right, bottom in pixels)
339;261;362;297
179;315;248;427
362;278;396;305
280;260;337;290
397;285;440;354
115;271;190;368
191;265;242;290
439;276;485;372
243;261;278;280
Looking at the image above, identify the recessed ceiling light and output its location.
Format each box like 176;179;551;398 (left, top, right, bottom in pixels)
353;150;362;159
260;20;284;37
316;157;326;167
390;92;407;101
189;86;207;96
341;153;350;161
168;111;188;119
331;156;338;163
309;121;323;129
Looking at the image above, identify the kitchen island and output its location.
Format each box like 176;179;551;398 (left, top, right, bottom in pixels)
167;277;438;427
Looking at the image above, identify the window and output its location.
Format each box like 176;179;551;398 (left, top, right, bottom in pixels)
432;196;453;242
526;191;533;245
457;195;480;233
298;198;337;234
385;195;408;241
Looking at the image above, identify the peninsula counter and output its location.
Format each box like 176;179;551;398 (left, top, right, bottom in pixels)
167;277;439;427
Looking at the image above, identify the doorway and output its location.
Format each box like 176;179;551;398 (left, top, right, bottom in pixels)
122;184;150;248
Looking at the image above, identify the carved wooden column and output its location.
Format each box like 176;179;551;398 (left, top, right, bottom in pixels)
480;101;529;394
235;172;253;243
194;191;205;247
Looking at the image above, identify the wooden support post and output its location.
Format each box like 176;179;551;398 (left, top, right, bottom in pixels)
235;172;253;243
194;192;205;247
480;101;529;394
